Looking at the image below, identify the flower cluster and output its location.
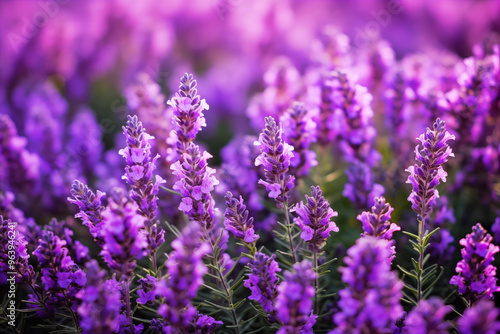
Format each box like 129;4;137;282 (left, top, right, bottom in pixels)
156;224;210;331
255;116;295;209
68;180;106;244
458;300;500;334
331;237;404;334
168;73;209;154
405;297;451;334
406;118;455;222
244;252;281;316
223;191;259;244
171;144;219;230
275;260;318;334
291;185;338;252
450;223;500;305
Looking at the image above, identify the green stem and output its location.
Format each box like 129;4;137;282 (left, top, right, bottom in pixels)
313;249;319;315
62;291;81;334
283;203;297;264
417;218;424;302
159;185;181;196
123;278;133;333
205;230;241;334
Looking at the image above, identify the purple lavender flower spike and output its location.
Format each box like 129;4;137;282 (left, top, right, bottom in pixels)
450;223;500;305
168;73;209;154
224;191;259;244
406;118;455;222
100;189;148;278
156;223;210;330
275;260;317;334
343;161;385;208
192;310;224;333
358;196;400;261
427;196;455;264
119;115;165;256
405;297;451;334
291;186;338;252
45;218;90;266
254;116;295;209
34;229;86;315
137;274;158;305
458;300;500;334
68;180;106;245
76;260;123;334
330;237;404;334
0;216;32;284
171;143;219;230
244;252;281;316
280;102;318;177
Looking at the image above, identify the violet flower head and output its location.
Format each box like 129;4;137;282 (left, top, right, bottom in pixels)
244;252;281;315
156;223;210;329
450;223;500;305
331;237;404;334
0;216;31;284
224;191;259;243
427;196;456;264
34;229;86;314
358;196;399;240
291;185;339;252
68;180;106;244
255;116;295;209
458;300;500;334
275;260;317;334
119;115;165;222
168;73;209;153
405;297;451;334
45;218;90;266
192;310;224;333
100;189;148;278
171;143;219;230
76;260;123;334
343;161;385;209
137;274;158;305
279;102;318;177
406;118;455;222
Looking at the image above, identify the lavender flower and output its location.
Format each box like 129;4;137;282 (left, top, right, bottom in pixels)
279;102;318;177
357;196;400;261
244;252;281;315
192;310;224;334
156;224;210;330
34;229;86;315
119;115;165;256
223;191;259;244
68;180;106;244
492;216;500;245
137;274;158;305
255;116;295;209
76;260;123;334
168;73;209;154
450;223;500;305
331;237;404;334
427;196;455;264
171;143;219;230
405;297;451;334
45;218;90;266
100;189;148;278
0;216;32;284
275;260;317;334
406;118;455;222
343;161;385;209
458;300;500;334
291;186;338;251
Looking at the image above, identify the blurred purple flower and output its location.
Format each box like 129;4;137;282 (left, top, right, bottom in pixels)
0;216;32;284
137;274;158;305
450;223;500;305
405;297;451;334
458;300;500;334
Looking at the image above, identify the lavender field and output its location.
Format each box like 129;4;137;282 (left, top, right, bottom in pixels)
1;0;500;333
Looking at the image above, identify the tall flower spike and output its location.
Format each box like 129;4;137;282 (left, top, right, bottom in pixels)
450;223;500;305
330;237;404;334
156;223;210;331
68;180;106;245
275;260;317;334
100;189;148;278
76;260;123;334
254;116;295;209
224;191;259;244
406;118;455;222
171;143;219;230
168;73;209;154
119;115;165;256
458;300;500;334
405;297;451;334
244;252;281;316
358;196;400;261
291;186;338;252
280;102;318;177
